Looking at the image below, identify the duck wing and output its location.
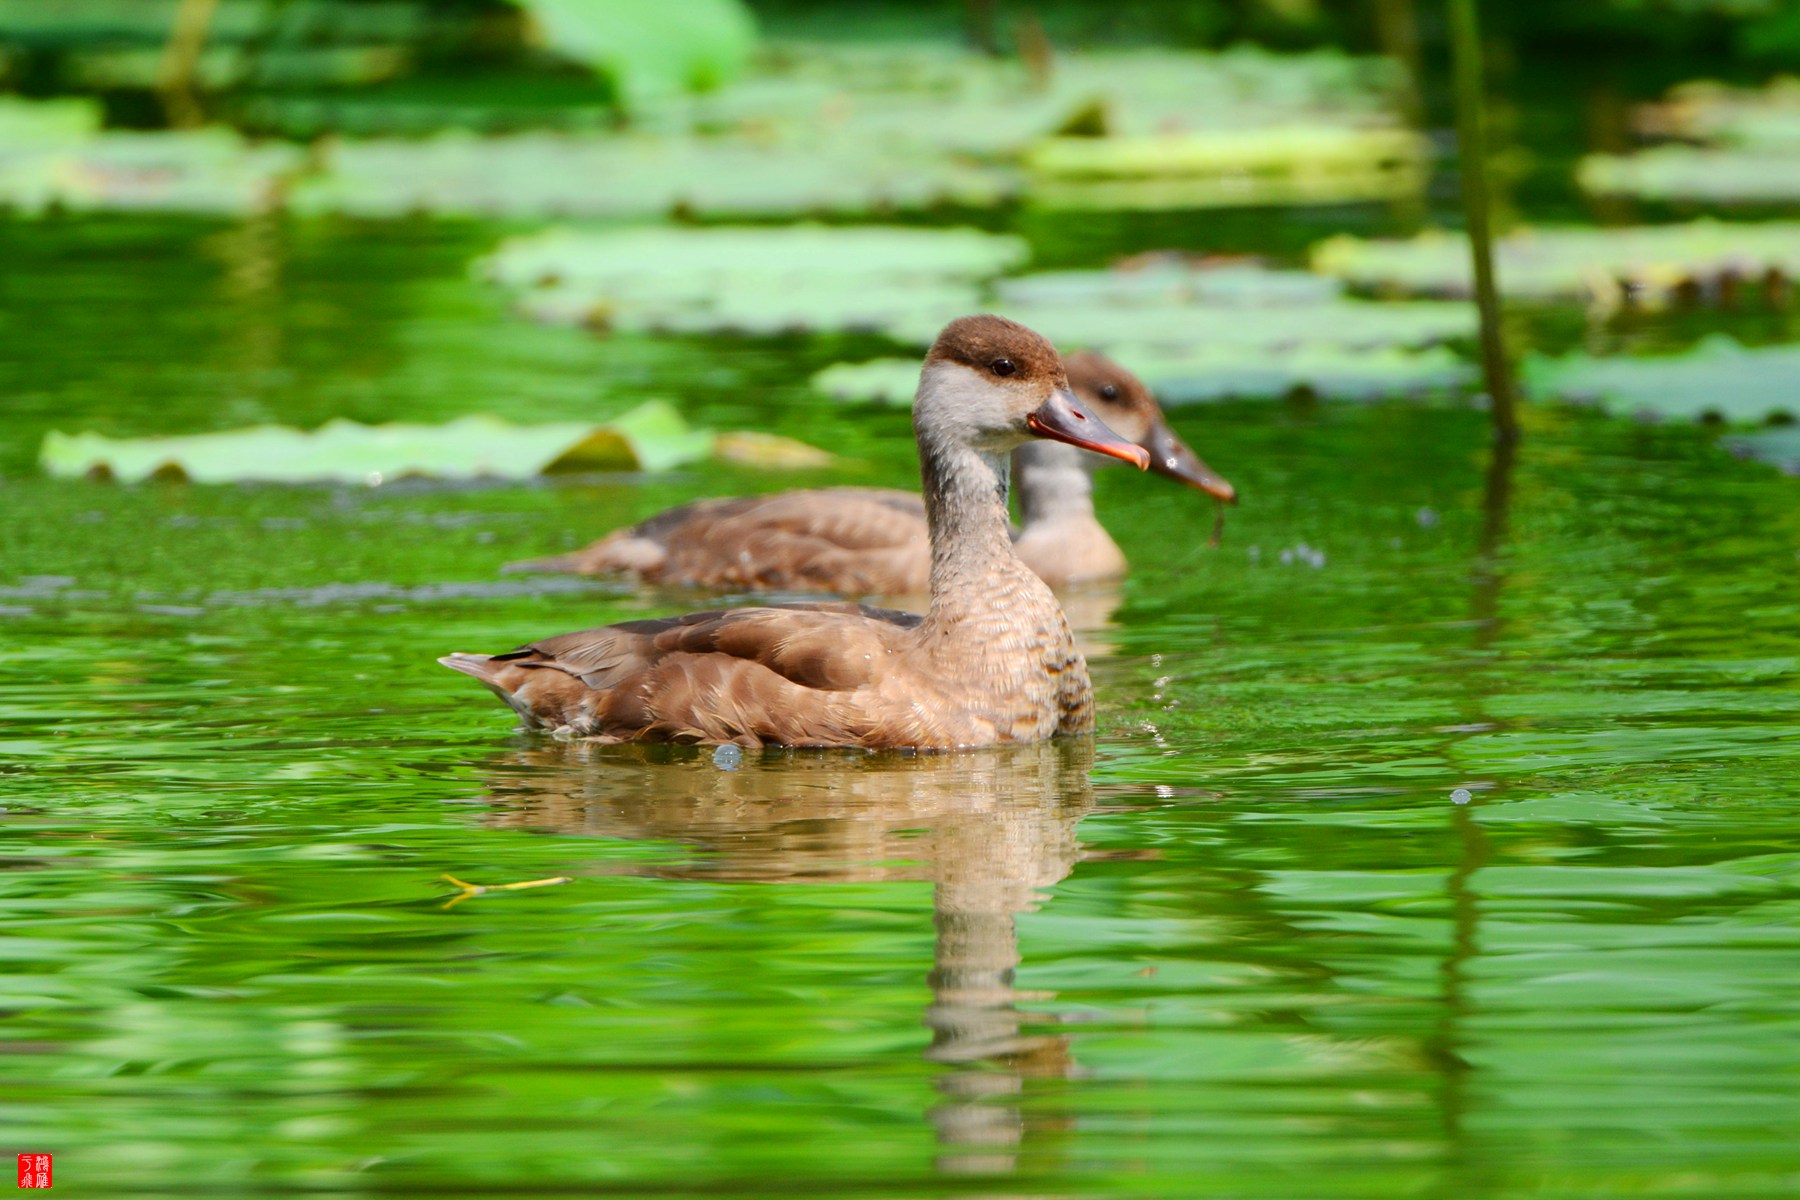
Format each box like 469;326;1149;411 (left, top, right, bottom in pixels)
441;601;923;747
505;488;930;594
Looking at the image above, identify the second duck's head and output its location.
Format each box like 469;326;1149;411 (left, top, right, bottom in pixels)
917;315;1149;470
1065;350;1238;504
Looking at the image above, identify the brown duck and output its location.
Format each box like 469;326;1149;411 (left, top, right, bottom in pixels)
505;351;1235;594
441;315;1149;750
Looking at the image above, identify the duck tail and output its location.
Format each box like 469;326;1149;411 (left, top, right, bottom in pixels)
438;652;508;687
499;551;584;575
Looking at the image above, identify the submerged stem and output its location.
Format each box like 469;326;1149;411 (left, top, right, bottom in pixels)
1448;0;1520;445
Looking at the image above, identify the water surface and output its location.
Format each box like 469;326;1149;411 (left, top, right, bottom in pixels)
2;216;1798;1198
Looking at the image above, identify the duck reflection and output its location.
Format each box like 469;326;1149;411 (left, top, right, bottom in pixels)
475;737;1096;1175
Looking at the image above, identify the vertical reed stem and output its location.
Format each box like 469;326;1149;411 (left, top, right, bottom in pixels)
158;0;221;129
1448;0;1519;444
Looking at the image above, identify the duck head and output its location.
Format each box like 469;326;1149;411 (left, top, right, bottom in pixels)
1065;350;1237;504
917;315;1150;469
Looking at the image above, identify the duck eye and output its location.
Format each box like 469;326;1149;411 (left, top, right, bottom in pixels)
1099;384;1119;400
990;358;1016;377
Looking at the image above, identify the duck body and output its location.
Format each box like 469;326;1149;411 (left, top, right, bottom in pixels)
506;353;1234;595
443;316;1149;750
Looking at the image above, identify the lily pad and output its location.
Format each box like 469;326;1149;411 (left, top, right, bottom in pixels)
290;132;1016;220
1312;221;1800;303
1629;77;1800;148
0;115;304;216
810;359;922;406
886;295;1473;355
1026;126;1427;210
1727;426;1800;475
813;345;1470;407
509;0;757;110
1522;336;1800;424
482;224;1026;335
1104;343;1472;404
36;402;804;484
1579;147;1800;204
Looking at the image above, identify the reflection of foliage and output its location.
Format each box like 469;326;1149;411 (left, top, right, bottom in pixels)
1524;335;1800;423
507;0;757;110
1313;220;1800;304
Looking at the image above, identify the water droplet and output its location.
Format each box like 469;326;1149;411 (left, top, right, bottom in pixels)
1450;787;1473;805
712;743;743;771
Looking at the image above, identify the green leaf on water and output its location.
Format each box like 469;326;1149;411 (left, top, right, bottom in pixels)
37;402;818;484
1025;126;1428;210
1312;220;1800;303
1727;425;1800;475
810;359;922;407
482;224;1027;335
1522;335;1800;424
509;0;758;109
814;346;1470;406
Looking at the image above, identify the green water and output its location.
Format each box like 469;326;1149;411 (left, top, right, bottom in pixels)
2;216;1799;1198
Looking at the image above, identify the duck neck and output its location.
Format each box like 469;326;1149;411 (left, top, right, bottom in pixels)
1013;440;1098;531
919;431;1022;616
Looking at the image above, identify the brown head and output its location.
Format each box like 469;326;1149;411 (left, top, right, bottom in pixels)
918;315;1150;469
1065;350;1237;504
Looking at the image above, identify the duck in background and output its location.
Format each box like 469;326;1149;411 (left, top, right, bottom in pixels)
442;316;1148;749
505;351;1236;596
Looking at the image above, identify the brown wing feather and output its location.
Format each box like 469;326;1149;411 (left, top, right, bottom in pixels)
507;489;931;593
467;602;923;746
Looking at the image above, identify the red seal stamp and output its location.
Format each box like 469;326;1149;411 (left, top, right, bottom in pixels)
16;1155;51;1189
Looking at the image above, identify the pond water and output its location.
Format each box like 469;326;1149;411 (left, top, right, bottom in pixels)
3;215;1799;1198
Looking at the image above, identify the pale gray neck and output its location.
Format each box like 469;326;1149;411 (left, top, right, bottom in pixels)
1012;439;1097;529
919;433;1018;601
912;364;1036;624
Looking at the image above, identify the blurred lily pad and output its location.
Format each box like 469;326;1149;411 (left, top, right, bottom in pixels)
810;359;922;406
1523;336;1800;423
1631;77;1800;148
38;402;829;484
0;112;304;216
510;0;757;110
1590;77;1800;201
813;345;1470;407
482;224;1027;335
1727;427;1800;475
1026;126;1427;210
290;132;1015;220
1579;147;1800;204
1312;220;1800;303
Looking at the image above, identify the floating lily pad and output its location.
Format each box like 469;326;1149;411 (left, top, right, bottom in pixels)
886;295;1473;355
290;132;1016;220
813;344;1470;407
1727;426;1800;475
1106;343;1472;403
0;110;305;216
1312;221;1800;303
1523;336;1800;424
483;224;1026;335
994;259;1344;307
1026;126;1427;210
510;0;757;110
810;359;921;406
37;402;830;484
1629;77;1800;149
1579;148;1800;204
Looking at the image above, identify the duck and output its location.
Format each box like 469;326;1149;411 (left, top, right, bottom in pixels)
504;351;1236;595
441;315;1149;750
